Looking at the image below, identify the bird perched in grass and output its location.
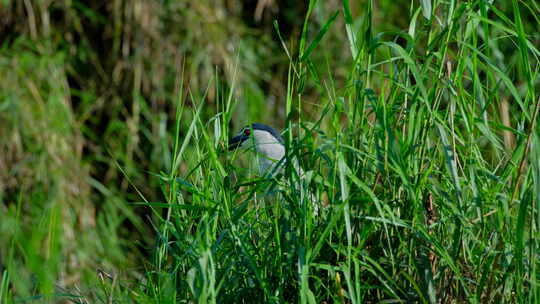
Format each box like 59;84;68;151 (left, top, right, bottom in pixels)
228;123;286;176
228;123;319;215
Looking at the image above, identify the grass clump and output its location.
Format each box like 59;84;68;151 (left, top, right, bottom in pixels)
133;1;539;303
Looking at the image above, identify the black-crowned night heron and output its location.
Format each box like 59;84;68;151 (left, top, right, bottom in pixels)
228;123;286;176
228;123;319;215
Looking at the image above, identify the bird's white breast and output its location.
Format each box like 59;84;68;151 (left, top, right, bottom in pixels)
252;129;285;174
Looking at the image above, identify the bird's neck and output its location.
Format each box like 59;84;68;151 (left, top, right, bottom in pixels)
252;131;285;174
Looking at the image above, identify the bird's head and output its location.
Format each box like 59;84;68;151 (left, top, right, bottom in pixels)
228;123;284;152
229;123;285;174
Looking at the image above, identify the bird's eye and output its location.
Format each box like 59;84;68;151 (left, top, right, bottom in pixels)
243;129;251;136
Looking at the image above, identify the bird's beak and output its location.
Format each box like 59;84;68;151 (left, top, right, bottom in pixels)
228;134;248;151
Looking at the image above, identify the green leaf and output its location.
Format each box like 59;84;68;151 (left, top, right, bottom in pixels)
300;11;340;62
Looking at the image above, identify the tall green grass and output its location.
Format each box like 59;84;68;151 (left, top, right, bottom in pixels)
1;0;539;302
123;1;538;302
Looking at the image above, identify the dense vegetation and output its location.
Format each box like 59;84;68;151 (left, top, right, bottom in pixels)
0;0;539;302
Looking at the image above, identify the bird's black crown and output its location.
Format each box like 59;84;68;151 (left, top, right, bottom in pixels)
248;123;284;143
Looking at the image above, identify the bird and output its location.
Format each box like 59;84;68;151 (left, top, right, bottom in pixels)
228;123;320;215
228;123;286;176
